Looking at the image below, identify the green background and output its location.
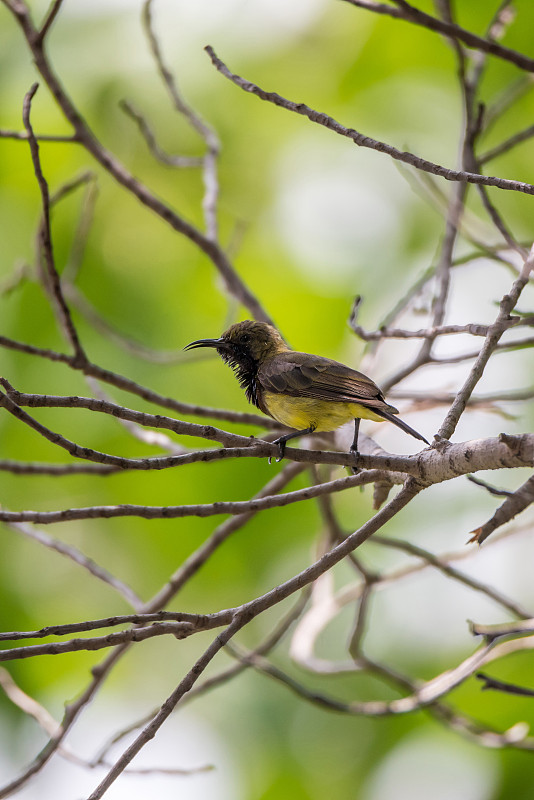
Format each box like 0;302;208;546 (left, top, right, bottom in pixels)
1;1;534;798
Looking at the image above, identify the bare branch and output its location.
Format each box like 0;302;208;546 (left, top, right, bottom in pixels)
431;703;534;749
438;247;534;439
391;387;534;406
471;618;534;642
37;0;64;43
22;83;86;364
6;522;143;609
0;471;392;526
480;123;534;165
142;0;221;240
1;383;533;487
350;317;522;342
374;535;531;619
0;128;76;142
477;672;534;697
0;334;276;427
86;615;244;799
342;0;534;73
205;47;534;196
469;473;534;544
2;0;272;323
0;622;199;663
467;473;514;498
229;634;534;718
120;99;204;168
0;612;219;643
0;460;118;475
0;380;269;451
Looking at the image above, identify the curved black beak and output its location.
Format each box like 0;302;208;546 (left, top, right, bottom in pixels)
183;337;227;352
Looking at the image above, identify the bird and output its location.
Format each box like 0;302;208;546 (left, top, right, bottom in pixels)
185;320;429;464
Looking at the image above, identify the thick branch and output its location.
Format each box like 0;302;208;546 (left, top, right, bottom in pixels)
1;385;532;477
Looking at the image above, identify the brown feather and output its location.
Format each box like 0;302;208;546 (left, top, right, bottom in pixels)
257;352;398;414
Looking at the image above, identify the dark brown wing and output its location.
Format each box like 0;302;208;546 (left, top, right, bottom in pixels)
257;352;398;413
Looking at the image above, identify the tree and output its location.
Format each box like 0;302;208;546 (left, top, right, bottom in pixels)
0;1;534;798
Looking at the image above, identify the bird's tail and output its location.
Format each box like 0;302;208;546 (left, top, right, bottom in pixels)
374;409;429;446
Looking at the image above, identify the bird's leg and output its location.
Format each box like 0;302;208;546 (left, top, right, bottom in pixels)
350;418;361;474
272;426;316;463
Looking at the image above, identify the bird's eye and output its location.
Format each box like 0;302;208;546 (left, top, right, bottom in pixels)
241;334;250;344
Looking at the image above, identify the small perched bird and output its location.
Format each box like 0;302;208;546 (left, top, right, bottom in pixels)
185;320;428;463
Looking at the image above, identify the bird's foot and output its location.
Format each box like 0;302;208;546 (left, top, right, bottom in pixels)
269;437;286;464
350;446;360;475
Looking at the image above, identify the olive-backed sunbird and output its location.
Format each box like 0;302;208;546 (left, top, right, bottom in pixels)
185;320;429;461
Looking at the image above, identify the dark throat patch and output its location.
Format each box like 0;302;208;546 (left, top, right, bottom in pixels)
219;347;260;408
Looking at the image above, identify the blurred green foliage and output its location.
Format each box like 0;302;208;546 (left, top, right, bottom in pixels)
1;1;534;798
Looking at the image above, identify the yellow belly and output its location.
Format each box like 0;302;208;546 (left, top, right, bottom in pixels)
262;392;385;432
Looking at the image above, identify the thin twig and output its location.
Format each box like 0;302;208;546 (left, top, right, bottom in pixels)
6;522;144;610
467;474;514;498
374;535;531;619
91;588;311;763
37;0;64;43
205;46;534;196
22;83;87;364
120;99;204;168
0;128;77;142
3;0;272;324
469;473;534;544
86;481;421;796
480;123;534;165
0;334;276;427
142;0;221;240
0;460;118;475
342;0;534;73
0;471;393;526
476;672;534;697
438;245;534;439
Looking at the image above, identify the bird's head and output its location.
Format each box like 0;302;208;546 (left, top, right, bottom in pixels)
184;320;288;369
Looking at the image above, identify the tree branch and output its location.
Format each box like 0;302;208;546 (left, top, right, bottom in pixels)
1;0;273;325
205;46;534;196
469;473;534;544
22;83;86;364
438;246;534;439
0;334;276;427
342;0;534;73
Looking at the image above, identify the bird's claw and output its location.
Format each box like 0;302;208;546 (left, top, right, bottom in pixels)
350;446;360;475
269;438;286;464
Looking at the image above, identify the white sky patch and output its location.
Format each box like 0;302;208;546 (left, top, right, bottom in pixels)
0;700;242;800
362;729;500;800
270;137;408;290
62;0;328;57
